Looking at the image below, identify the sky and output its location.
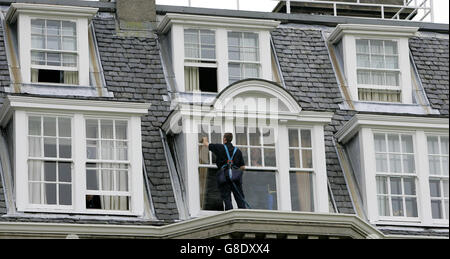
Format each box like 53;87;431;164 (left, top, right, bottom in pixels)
85;0;449;24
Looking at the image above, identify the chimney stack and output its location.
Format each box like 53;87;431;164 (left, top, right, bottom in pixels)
116;0;156;37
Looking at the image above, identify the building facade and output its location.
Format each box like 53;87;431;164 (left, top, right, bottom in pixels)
0;0;448;239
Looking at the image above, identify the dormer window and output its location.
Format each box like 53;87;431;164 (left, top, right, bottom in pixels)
157;13;280;93
31;19;79;85
328;24;419;105
6;3;98;86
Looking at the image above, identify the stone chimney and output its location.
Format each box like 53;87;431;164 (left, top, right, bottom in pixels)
115;0;156;37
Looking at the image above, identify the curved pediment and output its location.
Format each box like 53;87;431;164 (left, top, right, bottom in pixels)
213;79;301;114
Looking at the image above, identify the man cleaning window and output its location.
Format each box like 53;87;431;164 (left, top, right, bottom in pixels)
202;133;248;210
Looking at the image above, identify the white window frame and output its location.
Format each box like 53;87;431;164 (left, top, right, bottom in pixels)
372;131;420;221
0;96;149;216
157;14;279;93
328;24;419;104
227;31;261;84
182;118;329;217
336;114;449;227
425;133;449;225
6;3;98;86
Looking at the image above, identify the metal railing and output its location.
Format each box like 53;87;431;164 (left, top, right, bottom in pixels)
280;0;434;22
159;0;434;22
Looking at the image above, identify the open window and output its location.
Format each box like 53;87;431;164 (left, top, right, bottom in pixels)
184;29;218;93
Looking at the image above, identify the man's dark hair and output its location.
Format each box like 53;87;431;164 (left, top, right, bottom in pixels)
224;133;233;143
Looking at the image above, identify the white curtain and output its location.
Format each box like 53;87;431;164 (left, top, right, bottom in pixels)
358;89;401;102
185;67;199;91
292;172;313;212
28;160;42;204
31;69;39;83
64;71;79;85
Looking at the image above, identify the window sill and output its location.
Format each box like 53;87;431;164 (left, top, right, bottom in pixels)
373;219;449;228
5;84;114;98
18;207;141;217
342;101;440;115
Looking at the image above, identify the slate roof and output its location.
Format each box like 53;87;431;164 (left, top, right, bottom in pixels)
0;3;448;236
410;36;449;115
272;26;355;214
92;17;178;221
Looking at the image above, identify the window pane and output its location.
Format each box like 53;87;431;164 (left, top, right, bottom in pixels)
87;140;99;160
389;154;402;173
86;165;99;190
62;21;76;36
62;37;77;51
264;148;276;167
405;198;418;217
47;20;61;36
391;197;404;217
385;56;398;69
116;141;128;161
101;168;114;191
244;64;259;78
43;117;57;136
390;178;402;195
441;137;449;155
44;137;57;157
300;130;312;148
250;148;262;167
44;161;56;182
384;41;398;55
199;168;223;211
58;162;72;182
403;154;415;174
262;128;275;146
47;52;61;66
401;135;414;153
29;137;42;157
357;70;370;85
47;36;61;50
242;170;277;210
378;196;390;216
376;176;388;194
302;150;313;169
374;134;386;152
376;154;388;172
86;119;98;139
44;183;57;205
356;39;369;53
29;183;42;204
431;200;442;219
288;129;299;147
58;118;71;137
403;178;416;195
101;120;114;139
370;40;384;54
59;138;71;159
117;170;129;192
443;156;449;177
32;35;45;49
388;134;400;152
429;155;441;175
385;72;399;86
427;136;440;154
115;121;127;140
31;19;45;34
31;51;46;65
371;54;384;69
289;149;300;168
101;140;114;160
357;54;370;67
235;126;247;145
372;71;385;86
28;160;42;181
429;180;441;197
249;127;261;146
62;53;77;67
290;171;314;212
59;184;72;205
